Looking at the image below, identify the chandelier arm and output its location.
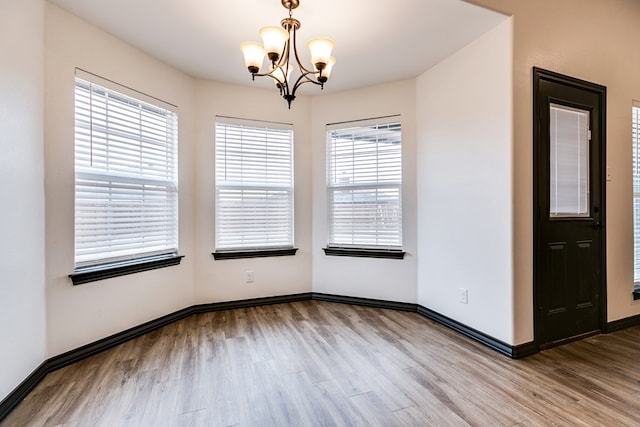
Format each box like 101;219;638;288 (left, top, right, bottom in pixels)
290;26;317;76
251;37;293;88
276;35;292;70
251;69;287;83
277;34;294;97
289;71;323;99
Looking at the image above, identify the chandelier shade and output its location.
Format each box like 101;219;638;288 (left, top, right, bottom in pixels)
239;42;265;74
259;26;288;61
240;0;336;108
308;37;335;71
317;56;336;82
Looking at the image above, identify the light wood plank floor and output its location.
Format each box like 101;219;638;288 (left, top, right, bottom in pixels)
3;300;640;426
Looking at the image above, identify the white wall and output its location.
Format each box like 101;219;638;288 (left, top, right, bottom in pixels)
470;0;640;343
8;0;640;409
311;80;418;303
416;19;513;343
44;3;196;356
193;81;312;303
0;0;47;400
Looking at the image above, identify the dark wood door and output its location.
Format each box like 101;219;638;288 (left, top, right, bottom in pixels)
533;68;606;347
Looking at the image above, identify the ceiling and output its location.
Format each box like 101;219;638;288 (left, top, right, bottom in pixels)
48;0;506;94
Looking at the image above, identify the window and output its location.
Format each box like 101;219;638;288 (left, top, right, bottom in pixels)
73;70;179;278
325;117;403;258
549;104;590;218
214;117;295;258
633;102;640;283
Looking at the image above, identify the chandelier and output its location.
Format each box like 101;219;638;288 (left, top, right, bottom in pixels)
240;0;335;108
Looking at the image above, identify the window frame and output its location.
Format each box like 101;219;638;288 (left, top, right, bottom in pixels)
70;69;182;284
633;101;640;298
212;116;297;259
325;116;405;259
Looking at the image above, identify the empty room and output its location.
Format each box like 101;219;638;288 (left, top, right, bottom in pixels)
2;0;640;425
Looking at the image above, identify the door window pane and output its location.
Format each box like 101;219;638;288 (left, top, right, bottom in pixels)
549;103;590;218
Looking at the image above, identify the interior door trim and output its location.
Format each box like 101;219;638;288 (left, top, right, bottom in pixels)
532;67;607;348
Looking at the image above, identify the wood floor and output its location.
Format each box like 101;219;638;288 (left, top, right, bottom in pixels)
3;300;640;426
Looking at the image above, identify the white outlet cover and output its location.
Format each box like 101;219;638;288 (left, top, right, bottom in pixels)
459;288;468;304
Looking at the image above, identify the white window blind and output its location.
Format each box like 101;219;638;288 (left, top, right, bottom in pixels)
215;118;294;250
327;118;402;248
633;103;640;282
549;104;590;217
74;73;178;267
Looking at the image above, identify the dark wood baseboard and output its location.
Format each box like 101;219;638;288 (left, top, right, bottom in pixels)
312;292;417;312
511;341;540;358
47;306;195;372
606;313;640;333
193;293;312;314
416;305;535;358
0;362;49;422
4;291;635;422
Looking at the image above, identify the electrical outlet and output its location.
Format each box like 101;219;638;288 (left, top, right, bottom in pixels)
245;270;254;283
459;288;468;304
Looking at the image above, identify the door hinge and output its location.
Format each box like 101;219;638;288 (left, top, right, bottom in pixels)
588;129;592;141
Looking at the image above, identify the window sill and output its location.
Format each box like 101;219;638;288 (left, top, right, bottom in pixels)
69;254;184;286
633;285;640;300
323;247;406;259
212;248;298;260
